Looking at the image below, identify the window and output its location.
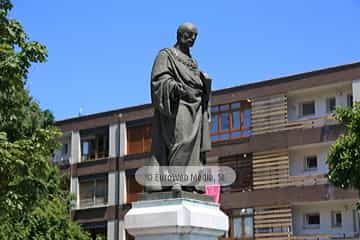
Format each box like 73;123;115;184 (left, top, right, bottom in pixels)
231;208;253;239
79;175;107;207
331;211;342;228
300;101;315;117
211;101;251;142
347;94;353;107
326;97;336;113
127;124;152;155
305;155;318;171
304;213;320;228
80;127;109;161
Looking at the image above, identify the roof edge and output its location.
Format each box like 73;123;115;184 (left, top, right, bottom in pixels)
55;61;360;126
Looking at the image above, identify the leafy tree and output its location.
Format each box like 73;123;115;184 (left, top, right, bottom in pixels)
0;1;91;239
327;102;360;203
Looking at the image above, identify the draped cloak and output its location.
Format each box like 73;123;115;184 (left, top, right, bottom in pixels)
146;48;211;191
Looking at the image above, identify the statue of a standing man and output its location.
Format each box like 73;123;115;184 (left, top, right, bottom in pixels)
146;23;212;192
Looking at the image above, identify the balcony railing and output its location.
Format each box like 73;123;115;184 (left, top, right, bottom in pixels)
253;174;328;190
286;115;338;130
287;174;328;187
52;158;70;166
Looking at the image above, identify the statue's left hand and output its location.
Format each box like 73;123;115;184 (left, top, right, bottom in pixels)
200;72;212;96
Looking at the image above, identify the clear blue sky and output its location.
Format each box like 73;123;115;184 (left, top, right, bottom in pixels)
11;0;360;120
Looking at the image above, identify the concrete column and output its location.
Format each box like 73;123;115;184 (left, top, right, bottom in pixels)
108;220;118;240
118;220;126;240
109;123;120;158
70;177;79;209
71;130;81;164
119;121;128;205
108;172;119;205
119;120;127;157
352;79;360;102
119;171;127;205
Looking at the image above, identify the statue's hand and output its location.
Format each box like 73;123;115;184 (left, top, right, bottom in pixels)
200;71;211;96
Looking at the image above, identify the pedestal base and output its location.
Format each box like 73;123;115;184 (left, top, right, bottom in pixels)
124;192;228;240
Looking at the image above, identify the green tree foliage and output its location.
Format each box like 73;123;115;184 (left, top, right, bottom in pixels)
0;1;90;239
327;102;360;194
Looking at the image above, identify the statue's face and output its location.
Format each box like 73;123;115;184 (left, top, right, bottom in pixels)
180;27;198;48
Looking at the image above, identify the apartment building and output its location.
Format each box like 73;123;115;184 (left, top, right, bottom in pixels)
53;62;360;240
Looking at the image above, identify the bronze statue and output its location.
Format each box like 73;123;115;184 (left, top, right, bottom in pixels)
146;23;212;193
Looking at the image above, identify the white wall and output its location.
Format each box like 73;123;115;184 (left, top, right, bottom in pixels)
289;144;330;176
353;79;360;102
288;84;352;121
292;201;359;237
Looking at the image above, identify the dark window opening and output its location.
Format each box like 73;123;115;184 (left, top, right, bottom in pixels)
305;213;320;227
332;211;342;228
300;101;315;117
347;94;353;107
305;155;318;170
62;143;68;155
80;127;109;161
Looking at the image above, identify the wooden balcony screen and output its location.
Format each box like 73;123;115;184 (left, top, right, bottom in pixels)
252;149;289;190
126;175;144;203
251;94;288;135
251;94;338;136
127;124;152;155
254;205;292;240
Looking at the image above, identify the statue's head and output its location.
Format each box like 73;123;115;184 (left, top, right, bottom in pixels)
176;22;198;48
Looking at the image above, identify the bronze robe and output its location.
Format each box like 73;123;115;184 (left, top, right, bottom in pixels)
146;48;211;191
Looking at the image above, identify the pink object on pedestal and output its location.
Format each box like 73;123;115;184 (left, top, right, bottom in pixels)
205;184;221;203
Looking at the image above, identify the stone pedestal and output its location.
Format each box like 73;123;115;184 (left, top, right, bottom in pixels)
124;191;229;240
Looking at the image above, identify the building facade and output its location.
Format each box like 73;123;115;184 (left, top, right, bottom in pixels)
53;62;360;240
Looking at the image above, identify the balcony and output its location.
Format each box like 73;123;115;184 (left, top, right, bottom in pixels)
251;82;352;136
79;175;107;208
80;126;109;162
